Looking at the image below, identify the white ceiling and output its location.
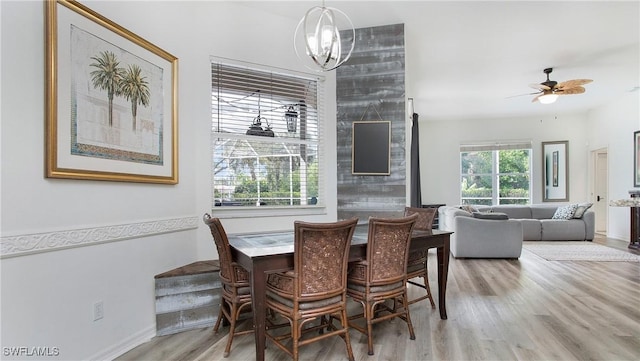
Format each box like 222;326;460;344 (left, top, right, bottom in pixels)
244;0;640;121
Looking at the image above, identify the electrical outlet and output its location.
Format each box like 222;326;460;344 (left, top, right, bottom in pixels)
93;301;104;321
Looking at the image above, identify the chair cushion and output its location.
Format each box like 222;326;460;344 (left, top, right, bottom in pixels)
224;284;251;295
266;290;342;310
407;249;428;264
407;262;426;273
347;281;403;293
406;262;427;279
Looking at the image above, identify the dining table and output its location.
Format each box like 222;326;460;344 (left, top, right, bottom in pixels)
228;223;452;361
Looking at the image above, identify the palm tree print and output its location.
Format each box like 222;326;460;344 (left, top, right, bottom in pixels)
120;64;150;131
89;51;125;126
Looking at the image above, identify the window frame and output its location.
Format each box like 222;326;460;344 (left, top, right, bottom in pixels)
210;57;326;218
460;142;532;206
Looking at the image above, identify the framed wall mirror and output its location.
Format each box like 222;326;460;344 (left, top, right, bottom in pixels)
542;140;569;202
634;130;640;187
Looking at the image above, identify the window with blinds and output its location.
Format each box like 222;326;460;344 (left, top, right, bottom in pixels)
211;60;323;209
460;141;532;205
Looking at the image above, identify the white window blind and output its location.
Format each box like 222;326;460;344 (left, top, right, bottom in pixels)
211;60;324;209
460;141;532;152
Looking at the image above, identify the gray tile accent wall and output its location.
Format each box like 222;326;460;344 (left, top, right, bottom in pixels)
336;23;406;222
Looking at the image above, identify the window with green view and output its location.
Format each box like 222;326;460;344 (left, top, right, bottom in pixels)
460;143;532;205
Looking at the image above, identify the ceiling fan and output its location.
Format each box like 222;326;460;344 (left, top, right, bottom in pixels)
528;68;593;104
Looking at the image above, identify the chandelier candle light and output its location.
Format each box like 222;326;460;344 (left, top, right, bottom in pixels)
294;1;355;71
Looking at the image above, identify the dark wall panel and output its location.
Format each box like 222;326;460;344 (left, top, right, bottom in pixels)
336;24;406;222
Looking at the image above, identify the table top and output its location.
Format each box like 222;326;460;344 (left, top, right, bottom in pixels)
228;224;450;258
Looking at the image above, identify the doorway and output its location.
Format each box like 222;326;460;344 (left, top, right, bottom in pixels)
592;148;608;234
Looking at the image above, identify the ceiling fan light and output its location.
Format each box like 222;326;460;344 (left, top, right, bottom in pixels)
538;93;558;104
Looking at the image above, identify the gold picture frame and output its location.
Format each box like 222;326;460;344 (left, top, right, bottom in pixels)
45;0;178;184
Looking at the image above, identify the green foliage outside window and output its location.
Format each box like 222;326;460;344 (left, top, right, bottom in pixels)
461;149;531;205
214;157;319;206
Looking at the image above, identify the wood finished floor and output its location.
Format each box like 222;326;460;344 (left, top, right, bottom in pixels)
117;236;640;361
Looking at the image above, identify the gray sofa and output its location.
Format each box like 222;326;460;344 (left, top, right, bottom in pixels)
438;204;595;259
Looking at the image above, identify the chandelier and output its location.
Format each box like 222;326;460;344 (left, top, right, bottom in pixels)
294;1;355;72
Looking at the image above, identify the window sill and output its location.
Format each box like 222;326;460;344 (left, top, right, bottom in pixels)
210;205;327;219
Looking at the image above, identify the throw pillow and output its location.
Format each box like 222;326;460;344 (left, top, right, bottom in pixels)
552;204;578;220
472;212;508;220
573;203;593;218
459;205;479;213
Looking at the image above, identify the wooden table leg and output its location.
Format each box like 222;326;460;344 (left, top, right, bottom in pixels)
631;206;640;250
249;260;268;361
436;241;449;320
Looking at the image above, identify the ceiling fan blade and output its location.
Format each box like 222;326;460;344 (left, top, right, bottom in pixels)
531;94;542;103
506;91;541;99
529;83;551;91
557;86;586;95
556;79;593;89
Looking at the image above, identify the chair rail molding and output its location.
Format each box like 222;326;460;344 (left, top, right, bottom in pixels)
0;216;199;259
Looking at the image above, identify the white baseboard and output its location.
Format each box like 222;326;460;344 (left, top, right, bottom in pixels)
89;324;156;361
605;232;628;242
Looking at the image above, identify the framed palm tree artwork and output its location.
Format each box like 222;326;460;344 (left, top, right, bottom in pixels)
45;0;178;184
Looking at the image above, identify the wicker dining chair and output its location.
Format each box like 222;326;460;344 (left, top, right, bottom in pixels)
346;214;418;356
203;214;253;358
403;206;437;308
265;218;358;361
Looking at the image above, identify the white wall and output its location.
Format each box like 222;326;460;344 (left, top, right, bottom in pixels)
0;1;338;360
586;92;640;241
420;112;592;206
